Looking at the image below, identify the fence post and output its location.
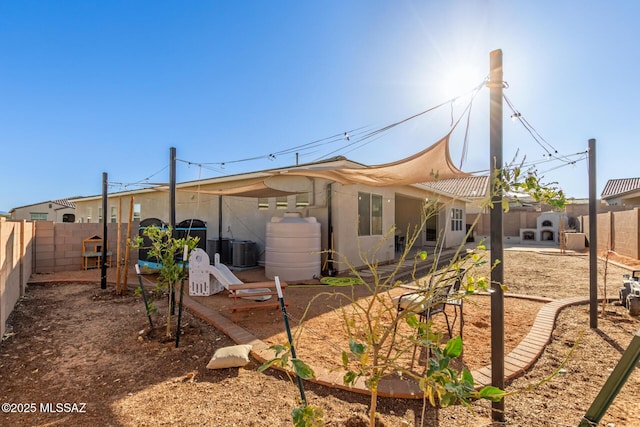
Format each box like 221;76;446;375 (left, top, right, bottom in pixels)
579;328;640;426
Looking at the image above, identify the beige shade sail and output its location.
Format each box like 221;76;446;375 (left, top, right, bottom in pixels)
160;133;466;199
174;175;313;198
270;132;469;186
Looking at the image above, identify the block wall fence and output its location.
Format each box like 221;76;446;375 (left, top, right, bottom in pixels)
469;207;640;260
0;220;139;336
582;208;640;259
33;222;140;273
1;219;34;337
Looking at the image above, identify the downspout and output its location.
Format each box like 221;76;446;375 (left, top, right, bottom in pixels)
326;183;335;276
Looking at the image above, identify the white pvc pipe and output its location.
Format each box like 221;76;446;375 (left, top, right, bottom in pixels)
275;276;283;299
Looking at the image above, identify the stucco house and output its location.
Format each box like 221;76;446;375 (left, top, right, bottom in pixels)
601;178;640;206
10;199;76;222
72;151;472;274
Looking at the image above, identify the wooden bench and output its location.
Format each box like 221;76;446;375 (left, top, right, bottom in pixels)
228;281;288;318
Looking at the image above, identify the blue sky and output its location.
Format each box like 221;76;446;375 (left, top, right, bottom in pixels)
2;1;639;212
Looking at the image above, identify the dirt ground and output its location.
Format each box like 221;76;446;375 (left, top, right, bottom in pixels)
1;248;639;426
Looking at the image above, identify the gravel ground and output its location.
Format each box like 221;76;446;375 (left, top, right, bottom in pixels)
0;249;638;426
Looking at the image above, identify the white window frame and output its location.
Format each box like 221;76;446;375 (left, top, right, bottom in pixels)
451;207;463;231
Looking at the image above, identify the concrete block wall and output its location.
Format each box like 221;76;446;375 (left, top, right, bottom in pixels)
611;209;640;259
597;212;613;251
582;208;640;260
1;219;34;337
34;222;140;274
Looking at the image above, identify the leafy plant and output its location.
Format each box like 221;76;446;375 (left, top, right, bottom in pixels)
496;162;566;212
335;218;497;427
132;225;199;338
261;160;565;427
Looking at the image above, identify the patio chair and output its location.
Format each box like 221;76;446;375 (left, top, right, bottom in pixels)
393;268;466;366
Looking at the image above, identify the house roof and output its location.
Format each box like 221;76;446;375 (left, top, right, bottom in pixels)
71;156;360;202
10;198;76;212
421;175;489;199
51;198;76;209
72;138;470;202
601;178;640;199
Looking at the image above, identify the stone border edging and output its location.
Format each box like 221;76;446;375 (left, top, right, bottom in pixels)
182;293;593;399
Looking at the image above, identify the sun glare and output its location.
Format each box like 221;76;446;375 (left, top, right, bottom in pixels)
441;66;484;100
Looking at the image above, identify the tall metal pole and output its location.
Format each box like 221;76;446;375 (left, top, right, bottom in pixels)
169;147;177;230
588;138;598;329
489;49;505;422
218;194;223;242
101;172;108;289
169;147;177;315
275;276;307;405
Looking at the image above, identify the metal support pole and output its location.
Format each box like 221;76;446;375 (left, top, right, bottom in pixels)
275;276;306;405
489;49;505;422
579;327;640;426
169;147;177;230
588;138;598;329
169;147;177;315
135;264;154;329
327;183;334;275
101;172;108;290
218;195;223;242
176;245;188;348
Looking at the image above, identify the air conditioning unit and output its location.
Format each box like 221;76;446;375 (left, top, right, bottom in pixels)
232;240;256;268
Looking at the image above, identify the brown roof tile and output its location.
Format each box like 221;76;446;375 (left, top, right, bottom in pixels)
422;175;489;198
601;178;640;198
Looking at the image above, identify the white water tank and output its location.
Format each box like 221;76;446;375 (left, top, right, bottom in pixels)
265;213;321;281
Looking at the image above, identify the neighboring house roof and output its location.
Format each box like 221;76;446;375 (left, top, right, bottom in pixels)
10;198;76;213
51;199;76;209
421;175;489;199
601;178;640;199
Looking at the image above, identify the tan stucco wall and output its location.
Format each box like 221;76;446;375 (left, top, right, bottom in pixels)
11;202;75;222
331;184;464;272
74;178;333;266
74;177;462;273
1;219;34;337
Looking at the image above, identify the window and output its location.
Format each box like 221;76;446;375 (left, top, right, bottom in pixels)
358;192;383;236
87;208;92;223
133;204;141;221
30;213;47;221
258;198;269;210
110;206;117;223
295;193;309;208
276;196;288;209
372;194;382;235
98;208;103;223
451;208;463;231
